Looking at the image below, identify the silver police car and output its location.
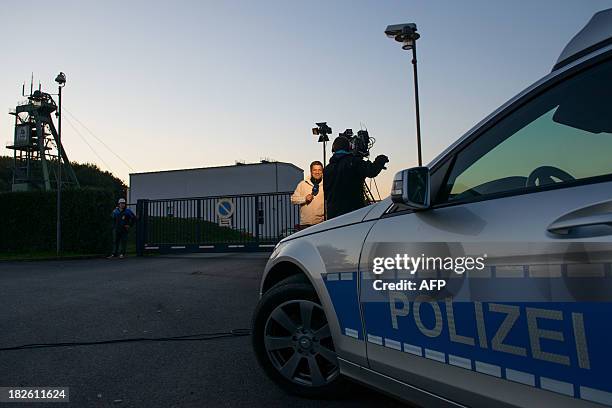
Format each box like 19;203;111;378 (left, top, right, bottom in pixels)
252;9;612;407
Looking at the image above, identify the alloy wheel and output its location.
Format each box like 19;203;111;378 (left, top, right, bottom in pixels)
263;299;339;387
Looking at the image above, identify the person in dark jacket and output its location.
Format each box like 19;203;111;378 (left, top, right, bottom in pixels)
323;136;389;219
108;198;136;259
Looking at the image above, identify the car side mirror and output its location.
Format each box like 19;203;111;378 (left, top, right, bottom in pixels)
390;167;430;209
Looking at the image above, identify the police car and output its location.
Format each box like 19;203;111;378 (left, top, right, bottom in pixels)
252;9;612;407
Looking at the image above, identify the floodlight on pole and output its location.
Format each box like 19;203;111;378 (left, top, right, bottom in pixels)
55;72;66;87
312;122;332;220
55;72;66;256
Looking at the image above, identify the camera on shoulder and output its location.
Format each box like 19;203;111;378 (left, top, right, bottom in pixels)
338;128;372;157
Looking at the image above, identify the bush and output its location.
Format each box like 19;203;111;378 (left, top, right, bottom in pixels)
0;189;117;254
0;156;127;195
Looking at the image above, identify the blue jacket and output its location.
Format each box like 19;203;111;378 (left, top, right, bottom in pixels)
112;207;136;230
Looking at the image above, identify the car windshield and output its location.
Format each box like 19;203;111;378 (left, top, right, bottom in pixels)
444;57;612;202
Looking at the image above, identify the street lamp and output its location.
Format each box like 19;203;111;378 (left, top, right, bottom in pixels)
55;72;66;256
385;23;423;166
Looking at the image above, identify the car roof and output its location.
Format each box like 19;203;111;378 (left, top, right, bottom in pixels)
554;8;612;71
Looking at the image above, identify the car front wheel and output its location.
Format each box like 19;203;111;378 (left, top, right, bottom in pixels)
252;276;343;398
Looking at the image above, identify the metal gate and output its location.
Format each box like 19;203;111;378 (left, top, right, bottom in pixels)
135;192;300;254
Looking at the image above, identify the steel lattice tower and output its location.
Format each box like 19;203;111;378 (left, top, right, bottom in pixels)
6;86;79;191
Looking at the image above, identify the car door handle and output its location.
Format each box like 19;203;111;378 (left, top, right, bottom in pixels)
547;200;612;235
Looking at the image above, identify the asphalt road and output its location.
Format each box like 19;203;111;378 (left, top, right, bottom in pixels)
0;254;407;407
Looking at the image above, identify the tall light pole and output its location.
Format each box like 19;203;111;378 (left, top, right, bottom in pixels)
55;72;66;256
312;122;331;220
385;23;423;166
312;122;331;168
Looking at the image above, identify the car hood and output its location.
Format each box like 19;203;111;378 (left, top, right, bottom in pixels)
282;198;392;242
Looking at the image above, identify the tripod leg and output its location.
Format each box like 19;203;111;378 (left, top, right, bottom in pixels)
363;181;376;204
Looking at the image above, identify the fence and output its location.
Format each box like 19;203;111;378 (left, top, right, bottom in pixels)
136;192;300;254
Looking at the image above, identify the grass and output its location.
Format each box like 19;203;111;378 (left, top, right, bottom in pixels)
145;216;258;244
1;217;264;261
0;231;138;261
0;251;104;261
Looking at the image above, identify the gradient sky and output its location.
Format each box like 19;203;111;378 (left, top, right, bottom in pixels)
1;0;609;196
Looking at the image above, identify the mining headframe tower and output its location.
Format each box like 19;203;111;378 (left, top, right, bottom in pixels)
6;80;79;191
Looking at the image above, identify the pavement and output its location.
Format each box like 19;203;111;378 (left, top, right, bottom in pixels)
0;254;407;407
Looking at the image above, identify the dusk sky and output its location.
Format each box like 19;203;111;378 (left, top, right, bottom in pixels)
1;1;608;195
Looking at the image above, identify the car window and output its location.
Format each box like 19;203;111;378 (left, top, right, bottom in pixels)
440;57;612;203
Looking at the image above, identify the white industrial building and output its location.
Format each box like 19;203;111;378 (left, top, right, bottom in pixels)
128;162;305;243
128;161;303;202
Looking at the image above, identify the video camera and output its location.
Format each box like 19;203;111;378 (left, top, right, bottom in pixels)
339;128;374;157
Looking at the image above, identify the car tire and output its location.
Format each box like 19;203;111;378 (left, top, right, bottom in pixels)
252;275;345;398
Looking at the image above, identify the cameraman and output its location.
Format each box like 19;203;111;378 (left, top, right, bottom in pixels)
323;136;388;219
291;161;325;229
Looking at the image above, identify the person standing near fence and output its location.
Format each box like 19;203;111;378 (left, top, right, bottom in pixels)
291;161;325;230
108;198;136;259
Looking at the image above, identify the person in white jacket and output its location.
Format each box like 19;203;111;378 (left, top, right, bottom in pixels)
291;161;325;228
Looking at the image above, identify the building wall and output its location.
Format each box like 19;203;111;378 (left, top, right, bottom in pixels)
129;162;303;202
129;163;305;241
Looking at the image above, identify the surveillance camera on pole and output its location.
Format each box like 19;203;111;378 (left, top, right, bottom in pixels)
385;23;423;166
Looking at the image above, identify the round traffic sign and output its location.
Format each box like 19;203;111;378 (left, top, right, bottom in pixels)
216;199;235;219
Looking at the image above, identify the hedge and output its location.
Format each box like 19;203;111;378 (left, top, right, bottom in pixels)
0;189;118;254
